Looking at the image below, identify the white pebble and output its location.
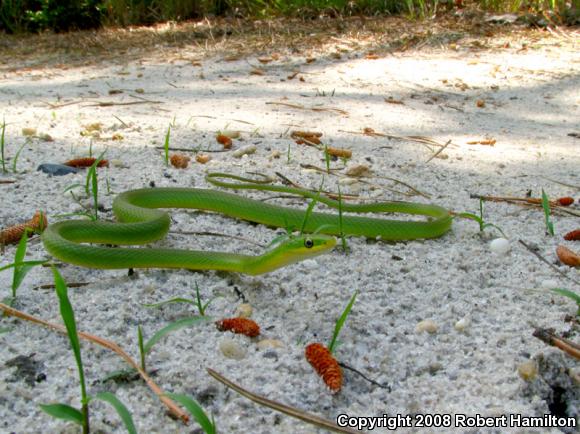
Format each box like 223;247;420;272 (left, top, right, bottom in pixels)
219;338;246;360
338;177;359;186
235;303;253;318
454;316;471;332
232;144;256;158
490;238;510;255
541;279;559;290
416;319;438;334
300;259;319;270
257;339;284;350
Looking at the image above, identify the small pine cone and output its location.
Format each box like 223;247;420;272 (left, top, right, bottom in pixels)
64;157;109;168
563;229;580;241
169;153;190;169
216;134;232;149
0;211;48;245
215;318;260;337
557;197;574;206
305;342;342;393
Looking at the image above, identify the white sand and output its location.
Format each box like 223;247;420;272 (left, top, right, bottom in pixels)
1;23;579;433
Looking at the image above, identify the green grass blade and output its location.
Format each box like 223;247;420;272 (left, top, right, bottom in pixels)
137;325;146;371
39;403;83;425
94;392;137;434
165;393;215;434
52;267;88;408
337;183;348;253
142;297;195;308
551;288;580;316
541;189;554;236
164;126;171;166
143;316;212;355
1;118;6;173
11;142;25;173
0;260;48;273
299;179;324;235
11;230;31;297
328;290;358;353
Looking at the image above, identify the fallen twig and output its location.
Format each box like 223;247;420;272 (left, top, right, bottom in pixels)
266;101;348;116
206;368;364;434
518;240;580;286
154;146;228;153
0;302;190;424
425;139;451;163
533;328;580;360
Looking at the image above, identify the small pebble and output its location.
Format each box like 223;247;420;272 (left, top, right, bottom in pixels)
517;360;538;381
219;338;246;360
235;303;253;318
569;367;580;386
22;127;36;136
110;159;126;168
300;259;318;270
338;177;359;186
454;316;471;332
490;238;510;255
257;339;284;350
195;154;211;164
37;163;79;176
540;279;559;290
416;319;438;334
345;164;371;177
233;144;256;158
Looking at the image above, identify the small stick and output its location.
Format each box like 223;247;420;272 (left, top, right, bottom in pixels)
425;139;452;163
0;302;190;424
34;282;90;290
0;180;17;184
206;368;364;434
533;328;580;360
154;146;228;153
518;240;580;286
338;362;390;390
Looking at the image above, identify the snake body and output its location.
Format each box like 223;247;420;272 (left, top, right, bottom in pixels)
41;176;452;275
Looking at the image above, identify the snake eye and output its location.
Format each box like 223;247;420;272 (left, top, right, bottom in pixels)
304;238;314;248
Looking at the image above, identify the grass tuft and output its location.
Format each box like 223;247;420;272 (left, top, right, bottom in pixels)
541;189;554;236
328;289;357;354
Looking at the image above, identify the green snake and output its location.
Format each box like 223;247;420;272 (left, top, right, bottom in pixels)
41;173;452;275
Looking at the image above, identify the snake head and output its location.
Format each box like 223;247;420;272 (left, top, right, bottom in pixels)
250;234;336;275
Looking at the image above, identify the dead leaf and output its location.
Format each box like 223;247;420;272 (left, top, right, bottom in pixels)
556;246;580;267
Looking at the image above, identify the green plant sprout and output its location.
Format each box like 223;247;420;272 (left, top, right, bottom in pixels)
85;153;105;221
328;290;358;354
457;198;506;237
324;143;331;174
336;183;349;253
62;152;106;221
11;141;26;173
299;179;324;235
142;282;216;316
137;325;146;371
541;189;554;236
163;125;171;166
0;227;48;306
287;143;291;164
551;288;580;317
0;118;24;173
39;267;137;434
165;393;216;434
1;117;6;173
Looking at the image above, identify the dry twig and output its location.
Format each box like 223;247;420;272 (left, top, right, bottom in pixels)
0;303;190;424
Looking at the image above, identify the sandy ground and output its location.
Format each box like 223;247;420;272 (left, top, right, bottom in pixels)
0;18;579;434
